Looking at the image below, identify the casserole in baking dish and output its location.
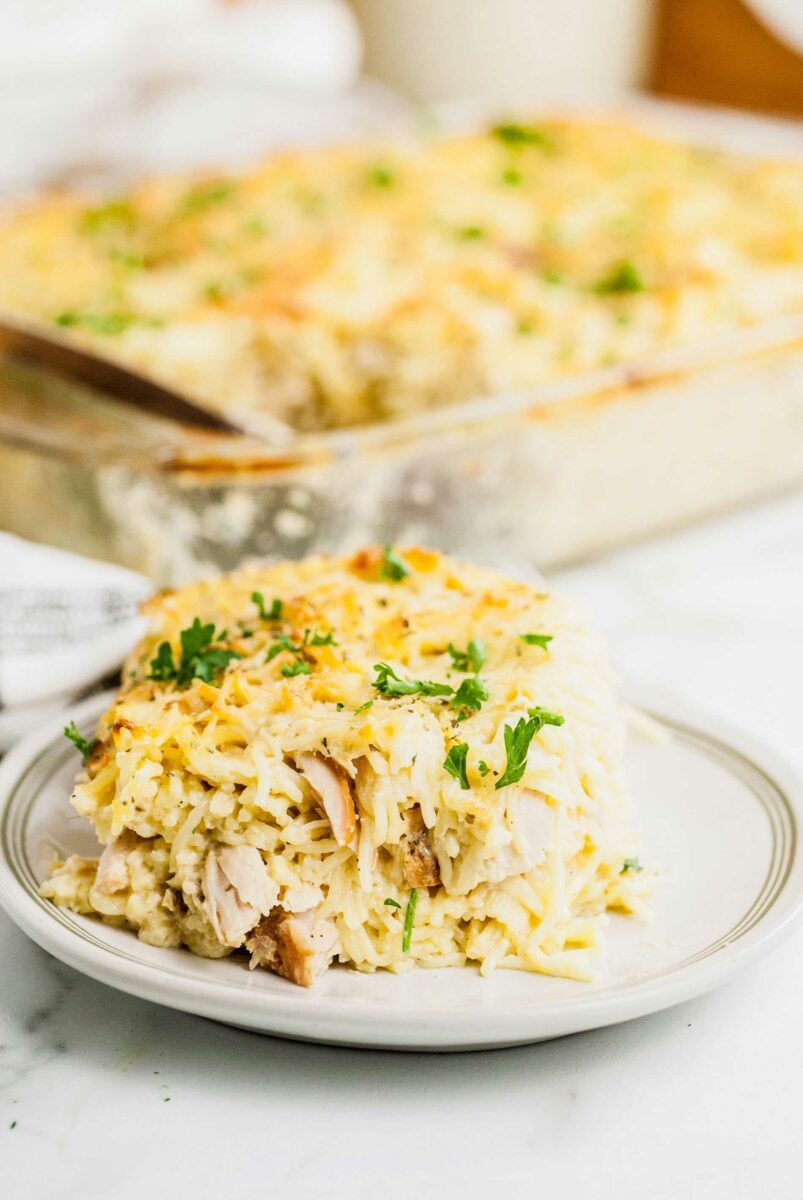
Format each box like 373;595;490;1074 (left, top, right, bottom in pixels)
0;112;800;581
0;116;801;434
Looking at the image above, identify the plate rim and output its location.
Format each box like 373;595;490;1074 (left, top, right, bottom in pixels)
1;687;802;1051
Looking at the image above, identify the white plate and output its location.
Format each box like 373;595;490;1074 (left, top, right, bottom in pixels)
1;690;801;1052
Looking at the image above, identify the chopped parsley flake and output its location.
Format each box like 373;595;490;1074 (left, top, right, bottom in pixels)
149;618;241;687
266;634;297;662
108;249;145;269
203;282;226;304
64;721;96;763
528;706;565;729
593;260;644;295
373;663;452;699
281;660;312;678
520;633;553;650
384;897;402;909
178;182;235;217
266;627;335;674
444;743;470;790
478;760;491;777
308;631;338;647
55;310;147;336
379;545;411;582
495;708;564;790
355;700;374;714
267;628;334;661
80;199;137;235
500;166;523;186
335;702;345;711
495;717;537;790
448;639;486;673
452;676;489;720
402;888;419;953
458;225;485;241
621;858;643;875
368;164;396;188
491;122;552;150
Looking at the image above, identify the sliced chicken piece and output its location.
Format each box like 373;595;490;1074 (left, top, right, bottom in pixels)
447;789;555;894
204;844;279;949
282;882;325;913
486;789;554;883
295;752;358;850
94;829;144;895
246;905;339;987
401;805;440;887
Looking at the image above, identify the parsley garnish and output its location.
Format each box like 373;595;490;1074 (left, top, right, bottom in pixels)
373;663;452;698
448;639;487;673
495;717;537;790
178;181;234;218
281;661;312;678
403;888;419;953
266;627;335;675
64;721;96;764
204;282;225;304
355;700;374;714
148;618;241;686
491;122;552;150
368;164;396;188
458;225;485;241
452;676;489;720
308;631;338;647
266;634;297;662
55;310;144;336
494;707;564;790
621;858;643;875
379;545;411;582
501;166;523;186
108;249;145;270
593;260;644;295
80;198;137;235
444;743;470;790
528;706;564;729
478;760;491;777
384;897;402;909
520;633;553;650
251;591;282;621
335;702;345;711
267;629;335;662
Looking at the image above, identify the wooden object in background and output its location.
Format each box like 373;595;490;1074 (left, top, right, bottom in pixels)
653;0;803;116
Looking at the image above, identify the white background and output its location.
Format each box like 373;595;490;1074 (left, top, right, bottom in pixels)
2;489;802;1198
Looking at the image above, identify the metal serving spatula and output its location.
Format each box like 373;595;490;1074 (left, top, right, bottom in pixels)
0;317;291;443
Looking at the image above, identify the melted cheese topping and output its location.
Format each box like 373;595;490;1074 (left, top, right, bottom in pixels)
42;548;649;984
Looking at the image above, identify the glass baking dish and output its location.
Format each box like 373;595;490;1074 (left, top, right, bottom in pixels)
0;314;801;585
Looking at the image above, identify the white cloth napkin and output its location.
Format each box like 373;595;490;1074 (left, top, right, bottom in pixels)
0;534;151;750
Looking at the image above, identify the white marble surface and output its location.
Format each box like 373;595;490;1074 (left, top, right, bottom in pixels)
2;491;802;1199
